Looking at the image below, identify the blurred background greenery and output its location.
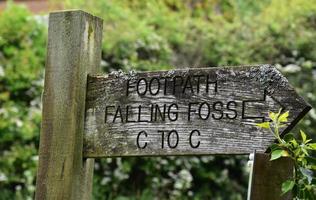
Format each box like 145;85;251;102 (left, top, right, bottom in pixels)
0;0;315;199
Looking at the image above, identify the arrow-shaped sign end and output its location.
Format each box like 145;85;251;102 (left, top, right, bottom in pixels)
260;65;313;136
281;101;312;136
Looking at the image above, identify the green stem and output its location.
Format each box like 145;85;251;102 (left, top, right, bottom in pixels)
269;124;284;144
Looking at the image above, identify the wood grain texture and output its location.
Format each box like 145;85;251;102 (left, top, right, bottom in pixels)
249;153;293;200
35;10;103;200
83;65;311;157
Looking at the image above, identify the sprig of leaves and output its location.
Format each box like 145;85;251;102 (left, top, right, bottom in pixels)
257;110;316;199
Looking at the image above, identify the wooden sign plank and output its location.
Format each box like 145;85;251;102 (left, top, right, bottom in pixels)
83;65;311;157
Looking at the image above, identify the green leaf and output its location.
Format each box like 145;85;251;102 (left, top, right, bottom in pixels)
279;111;289;122
256;122;270;129
269;144;281;151
269;112;277;121
300;130;307;142
290;138;298;148
294;148;301;157
270;149;284;161
305;139;312;144
281;180;295;195
307;143;316;150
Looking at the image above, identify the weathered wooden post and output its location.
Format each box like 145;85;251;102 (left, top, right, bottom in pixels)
247;151;294;200
35;10;103;200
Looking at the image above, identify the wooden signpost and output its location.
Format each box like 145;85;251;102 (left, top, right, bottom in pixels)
35;10;311;200
84;65;310;157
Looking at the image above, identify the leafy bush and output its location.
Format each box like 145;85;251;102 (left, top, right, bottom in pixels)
0;3;46;200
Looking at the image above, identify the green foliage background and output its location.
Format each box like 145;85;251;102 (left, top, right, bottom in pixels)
0;0;316;199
